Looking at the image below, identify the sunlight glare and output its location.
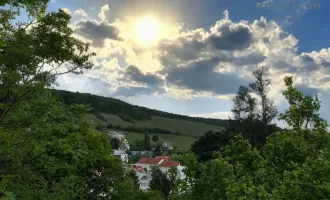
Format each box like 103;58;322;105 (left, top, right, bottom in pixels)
134;16;161;45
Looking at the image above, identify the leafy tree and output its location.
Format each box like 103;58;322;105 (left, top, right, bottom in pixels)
127;170;140;189
133;190;165;200
191;130;233;162
230;67;277;145
168;167;180;195
153;144;163;157
110;137;120;149
0;1;144;199
144;132;151;151
249;66;277;136
279;76;328;132
232;86;258;121
152;135;159;142
149;166;171;200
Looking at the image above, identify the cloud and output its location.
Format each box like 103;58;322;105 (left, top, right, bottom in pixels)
73;9;88;18
164;58;250;95
61;8;71;15
190;111;233;119
113;86;165;97
208;17;253;50
56;74;113;97
120;65;163;86
74;20;120;47
98;4;111;21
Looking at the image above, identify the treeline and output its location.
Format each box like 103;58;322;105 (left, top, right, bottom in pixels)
103;124;181;135
51;89;229;127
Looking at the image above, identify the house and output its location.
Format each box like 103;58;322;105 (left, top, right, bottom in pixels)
113;149;128;163
135;156;186;180
108;131;130;151
135;157;164;172
129;165;152;191
163;142;173;150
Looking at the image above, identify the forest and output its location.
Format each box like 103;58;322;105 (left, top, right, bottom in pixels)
1;0;330;200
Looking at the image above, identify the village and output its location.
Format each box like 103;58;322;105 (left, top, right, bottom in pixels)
108;131;186;191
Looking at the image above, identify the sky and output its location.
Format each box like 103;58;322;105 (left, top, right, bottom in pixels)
45;0;330;124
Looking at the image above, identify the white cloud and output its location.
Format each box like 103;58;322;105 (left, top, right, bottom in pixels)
98;4;110;21
190;112;233;119
61;8;71;15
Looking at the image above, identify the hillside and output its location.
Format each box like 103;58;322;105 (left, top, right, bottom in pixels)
52;90;229;150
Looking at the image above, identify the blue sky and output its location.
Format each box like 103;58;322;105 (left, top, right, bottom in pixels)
46;0;330;125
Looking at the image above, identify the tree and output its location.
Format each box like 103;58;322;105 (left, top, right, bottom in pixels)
249;66;277;136
231;86;258;121
110;138;120;149
230;66;277;145
190;130;233;162
152;135;159;142
149;166;171;200
0;1;142;199
279;76;328;132
127;170;140;189
173;77;330;199
133;190;165;200
168;167;180;195
144;132;151;151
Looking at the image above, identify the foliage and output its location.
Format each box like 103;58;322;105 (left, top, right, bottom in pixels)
133;190;165;200
190;130;233;162
110;137;120;149
149;166;171;200
144;132;151;151
127;170;140;189
230;66;278;145
152;135;159;142
279;76;328;132
249;66;278;135
0;1;147;199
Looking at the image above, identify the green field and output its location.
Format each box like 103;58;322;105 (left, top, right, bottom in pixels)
122;131;198;151
101;113;223;137
86;113;224;151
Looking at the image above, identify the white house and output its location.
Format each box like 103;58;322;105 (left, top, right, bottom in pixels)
113;149;128;163
129;165;152;191
135;156;186;180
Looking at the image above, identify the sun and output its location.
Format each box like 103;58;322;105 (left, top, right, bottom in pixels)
134;16;161;45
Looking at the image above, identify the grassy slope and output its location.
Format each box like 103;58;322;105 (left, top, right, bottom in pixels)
54;89;227;151
101;113;224;137
122;131;197;151
86;113;223;150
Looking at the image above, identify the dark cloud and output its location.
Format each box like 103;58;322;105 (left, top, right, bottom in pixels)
164;58;250;95
300;54;314;63
208;21;253;50
121;66;163;86
74;20;120;47
113;86;165;97
320;77;330;84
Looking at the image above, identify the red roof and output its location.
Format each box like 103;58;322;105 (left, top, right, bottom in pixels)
137;157;163;165
130;165;145;173
155;156;173;161
159;161;179;168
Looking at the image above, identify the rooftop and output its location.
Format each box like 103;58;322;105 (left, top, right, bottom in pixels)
159;161;179;167
136;157;163;165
